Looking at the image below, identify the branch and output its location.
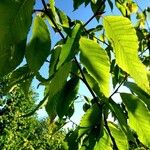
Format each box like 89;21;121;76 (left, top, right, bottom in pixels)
33;9;44;13
41;0;65;39
74;57;97;100
83;0;106;28
104;114;119;150
84;28;109;46
109;73;128;98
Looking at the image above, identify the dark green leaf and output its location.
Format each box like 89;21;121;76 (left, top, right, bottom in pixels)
57;23;82;68
0;0;35;77
49;45;61;77
107;0;113;11
57;77;79;118
90;0;105;21
45;62;72;120
26;16;50;72
73;0;85;10
109;100;134;141
78;104;103;138
125;82;150;109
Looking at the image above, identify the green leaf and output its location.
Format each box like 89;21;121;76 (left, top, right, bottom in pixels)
107;0;113;11
94;129;112;150
124;82;150;109
47;0;61;29
90;0;105;21
26;16;50;72
121;93;150;147
103;16;150;94
109;100;134;141
45;62;72;120
84;71;104;98
73;0;86;10
108;122;129;150
57;23;82;68
57;77;79;118
56;7;70;28
79;37;110;97
0;0;35;77
49;45;61;77
78;104;102;138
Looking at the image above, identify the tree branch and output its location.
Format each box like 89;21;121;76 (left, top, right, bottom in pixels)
109;73;128;99
41;0;65;39
74;57;97;100
104;114;119;150
83;0;106;28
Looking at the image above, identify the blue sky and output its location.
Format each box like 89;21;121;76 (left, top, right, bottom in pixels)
33;0;150;123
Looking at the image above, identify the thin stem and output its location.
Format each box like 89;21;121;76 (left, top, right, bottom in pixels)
83;0;106;28
41;0;47;10
74;57;97;100
41;0;65;39
84;28;109;46
68;118;78;126
109;73;128;99
33;9;45;13
104;114;118;150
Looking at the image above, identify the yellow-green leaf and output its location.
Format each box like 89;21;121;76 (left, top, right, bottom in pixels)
94;129;112;150
79;37;110;97
103;16;150;94
108;122;129;150
121;93;150;147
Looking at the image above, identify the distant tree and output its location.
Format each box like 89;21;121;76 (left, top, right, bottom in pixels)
0;85;66;150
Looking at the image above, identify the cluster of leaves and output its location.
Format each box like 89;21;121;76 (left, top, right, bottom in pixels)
0;85;66;150
0;0;150;149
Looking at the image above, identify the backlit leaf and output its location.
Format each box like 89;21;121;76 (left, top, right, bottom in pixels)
94;129;112;150
108;122;129;150
79;37;110;97
103;16;150;94
121;93;150;147
26;16;50;72
0;0;35;77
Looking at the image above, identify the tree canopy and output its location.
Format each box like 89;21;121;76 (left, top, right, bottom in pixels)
0;0;150;149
